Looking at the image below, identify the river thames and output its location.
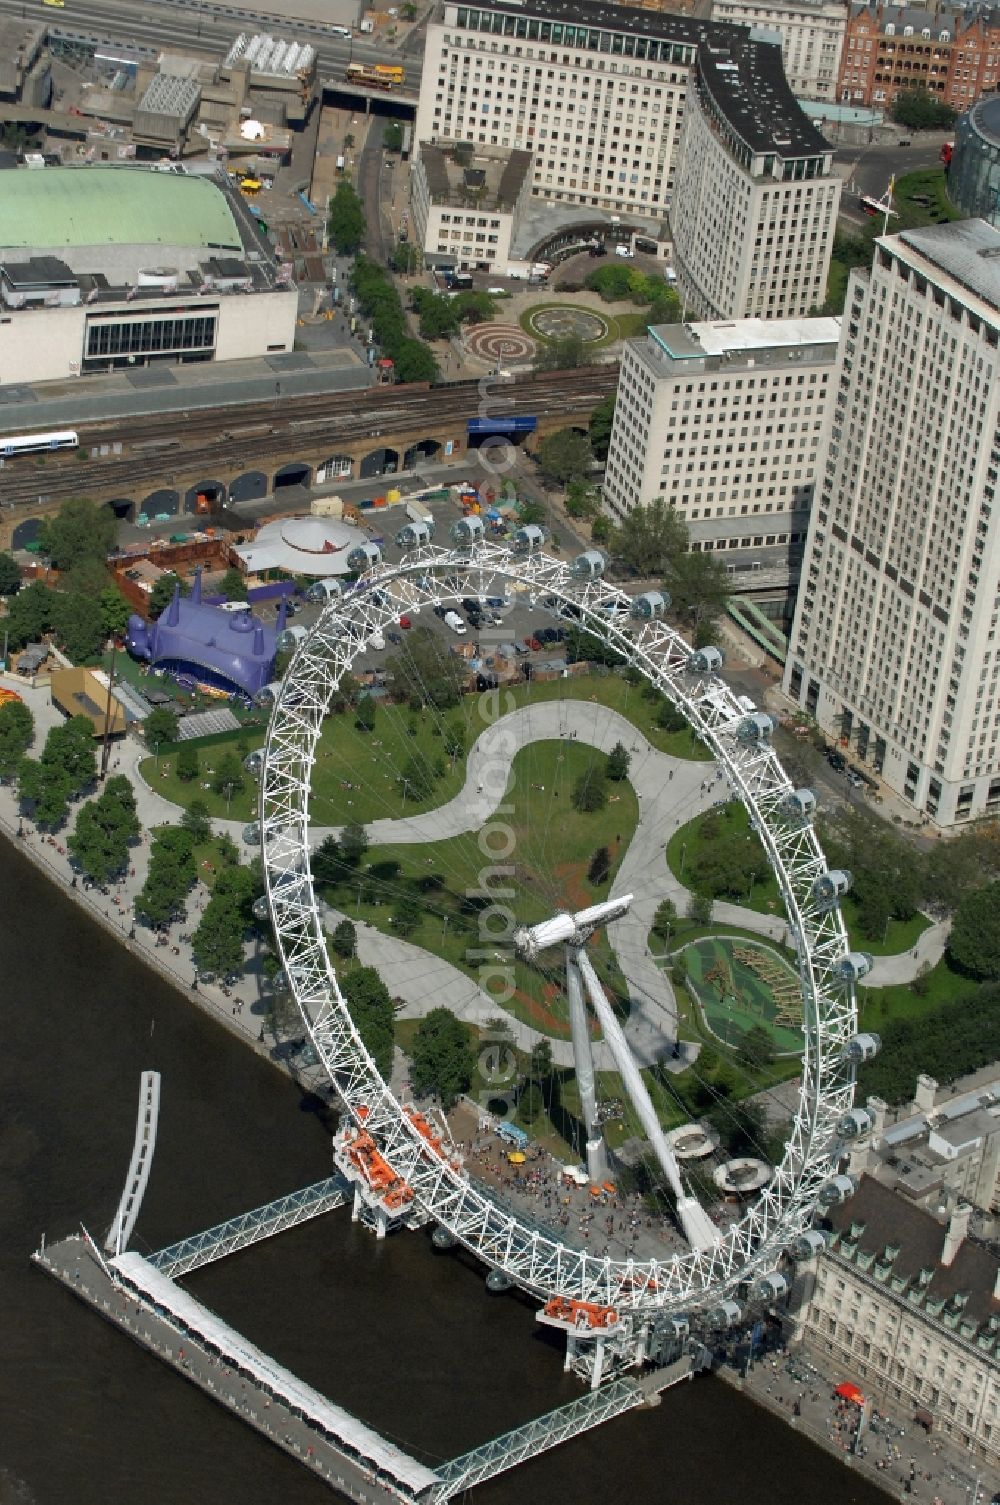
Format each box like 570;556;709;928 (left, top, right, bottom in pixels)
0;837;889;1505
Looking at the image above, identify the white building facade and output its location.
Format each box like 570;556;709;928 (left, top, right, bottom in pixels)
603;317;839;586
793;1178;1000;1468
783;220;1000;827
707;0;848;101
414;0;747;217
672;38;841;320
410;141;532;271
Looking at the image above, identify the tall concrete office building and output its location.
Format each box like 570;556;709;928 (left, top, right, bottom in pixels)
413;0;745;217
784;220;1000;827
672;36;840;320
602;316;840;592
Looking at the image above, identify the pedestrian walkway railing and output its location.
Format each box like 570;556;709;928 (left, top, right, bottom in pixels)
149;1176;349;1278
431;1378;644;1500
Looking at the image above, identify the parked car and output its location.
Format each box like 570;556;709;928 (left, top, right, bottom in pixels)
399;614;412;628
386;630;402;644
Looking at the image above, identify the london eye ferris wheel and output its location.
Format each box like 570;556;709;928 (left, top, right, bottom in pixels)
254;517;878;1332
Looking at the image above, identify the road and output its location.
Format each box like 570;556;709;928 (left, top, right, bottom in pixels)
835;132;953;225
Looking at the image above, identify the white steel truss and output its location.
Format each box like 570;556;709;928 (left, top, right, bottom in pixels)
260;541;860;1316
148;1177;349;1278
431;1377;646;1500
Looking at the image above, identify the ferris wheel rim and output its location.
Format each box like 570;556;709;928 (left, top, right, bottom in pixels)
259;538;859;1316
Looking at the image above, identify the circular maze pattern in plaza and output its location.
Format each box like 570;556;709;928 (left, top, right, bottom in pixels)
462;321;537;365
256;527;879;1333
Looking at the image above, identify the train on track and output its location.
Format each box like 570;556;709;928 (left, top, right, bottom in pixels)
0;430;79;458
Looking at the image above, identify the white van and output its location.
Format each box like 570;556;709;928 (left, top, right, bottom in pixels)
664;266;678;284
443;611;467;636
219;600;252;614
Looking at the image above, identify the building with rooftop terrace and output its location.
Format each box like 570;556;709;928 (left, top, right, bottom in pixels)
672;35;841;320
792;1175;1000;1466
602;316;839;593
413;0;761;216
411;141;533;272
703;0;848;101
0;163;296;385
784;219;1000;827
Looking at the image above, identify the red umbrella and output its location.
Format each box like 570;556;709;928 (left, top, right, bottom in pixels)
835;1382;865;1405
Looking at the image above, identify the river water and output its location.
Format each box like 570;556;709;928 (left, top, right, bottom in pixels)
0;838;889;1505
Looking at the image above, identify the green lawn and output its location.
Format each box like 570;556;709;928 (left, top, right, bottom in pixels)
321;739;639;1033
666;805;931;957
666;802;783;916
826;168;959;313
139;669;711;826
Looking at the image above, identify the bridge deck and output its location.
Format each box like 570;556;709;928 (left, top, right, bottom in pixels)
148;1174;349;1278
34;1235;426;1504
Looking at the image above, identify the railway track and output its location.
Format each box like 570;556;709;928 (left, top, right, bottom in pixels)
0;369;618;506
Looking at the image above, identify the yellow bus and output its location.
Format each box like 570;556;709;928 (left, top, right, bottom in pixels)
374;64;405;81
240;177;262;195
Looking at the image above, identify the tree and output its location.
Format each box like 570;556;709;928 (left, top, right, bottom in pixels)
890;88;956;130
606;741;630;782
149;572;190;619
176;741;200;783
136;835;194;927
588;845;611;885
340;965;395;1079
355;693;377;733
656;699;687;733
651;897;677;941
393;338;440;383
572;764;607;812
688;892;714;925
213;751;246;804
192;894;246;979
948;882;1000;981
181;799;212;845
64;556;112;599
614;497;688;577
68;782;139;882
219;568;248;602
584;264;635;302
4;580;54;649
51;591;106;663
589;392;616;463
41;716;96;797
145;706;178;750
400;754;435;801
453;290;495;325
537;427;594;486
383;120;404;152
331;918;357;959
565;480;600;521
340;821;370;866
533;334;590;371
735;1023;775;1073
591;515;613;544
99;586;131;638
328;180;366;255
666;550;730;634
18;756;71;829
0;551;21;595
0;698;33;779
392;892;422;935
529;1037;553;1083
409;1006;475;1108
37;497;117;572
387;625;467;710
520;1082;544;1123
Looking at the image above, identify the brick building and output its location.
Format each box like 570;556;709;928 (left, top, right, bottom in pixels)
839;3;1000;112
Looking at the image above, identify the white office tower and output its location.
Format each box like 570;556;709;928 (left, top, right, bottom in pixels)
672;35;841;320
414;0;751;217
602;317;840;591
784;220;1000;828
707;0;848;102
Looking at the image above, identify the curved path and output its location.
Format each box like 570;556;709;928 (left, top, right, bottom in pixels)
124;698;941;1064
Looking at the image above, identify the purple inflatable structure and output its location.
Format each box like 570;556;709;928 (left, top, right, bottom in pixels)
126;570;285;697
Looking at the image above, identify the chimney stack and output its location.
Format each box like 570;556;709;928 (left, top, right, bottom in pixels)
914;1074;938;1117
941;1203;972;1268
867;1095;888;1140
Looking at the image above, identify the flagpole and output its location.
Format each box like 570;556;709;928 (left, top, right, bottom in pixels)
881;175;895;238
